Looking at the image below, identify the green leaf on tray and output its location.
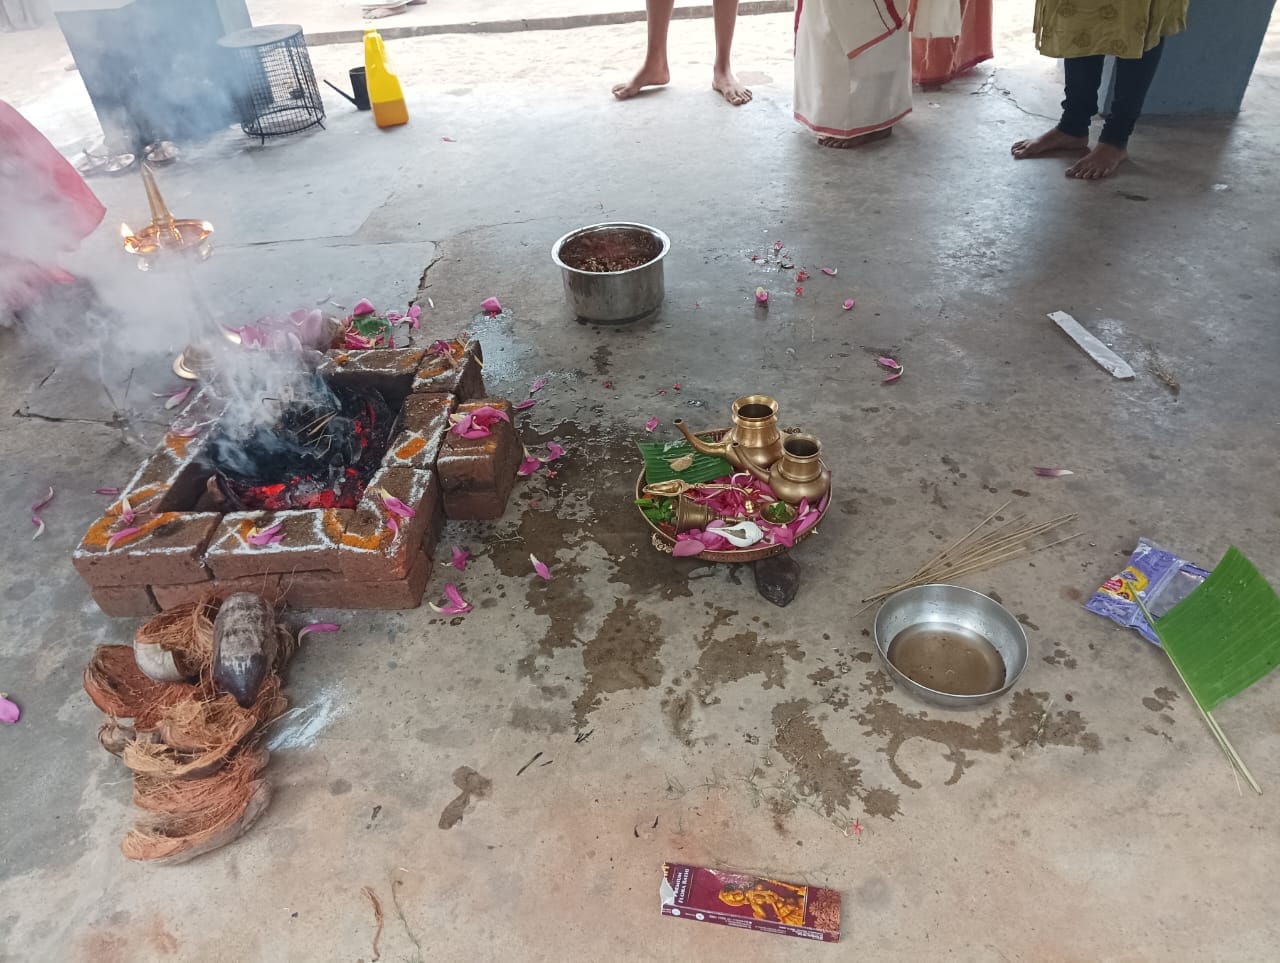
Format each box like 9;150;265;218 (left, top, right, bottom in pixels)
636;437;733;486
1153;546;1280;710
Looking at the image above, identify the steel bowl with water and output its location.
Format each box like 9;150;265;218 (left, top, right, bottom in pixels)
873;584;1028;708
551;222;670;323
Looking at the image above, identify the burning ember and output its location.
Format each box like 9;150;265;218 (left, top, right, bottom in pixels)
201;376;394;511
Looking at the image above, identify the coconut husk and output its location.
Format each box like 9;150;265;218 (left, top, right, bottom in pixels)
133;598;217;681
83;645;190;722
132;748;269;814
120;778;272;865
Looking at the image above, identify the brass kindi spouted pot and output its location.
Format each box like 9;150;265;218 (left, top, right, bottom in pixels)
674;395;784;472
737;434;831;506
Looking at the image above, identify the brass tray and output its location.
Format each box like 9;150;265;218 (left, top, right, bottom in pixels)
635;428;830;564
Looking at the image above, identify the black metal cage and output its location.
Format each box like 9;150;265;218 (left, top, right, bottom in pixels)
218;24;325;143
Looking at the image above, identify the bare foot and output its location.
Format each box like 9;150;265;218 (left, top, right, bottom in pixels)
818;127;892;149
612;61;670;100
712;67;752;106
1011;127;1089;159
1067;143;1128;179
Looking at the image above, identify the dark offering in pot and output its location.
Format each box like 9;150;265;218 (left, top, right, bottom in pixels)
558;227;662;273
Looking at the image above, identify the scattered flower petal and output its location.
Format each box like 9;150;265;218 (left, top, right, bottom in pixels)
769;524;795;548
645;416;660;432
603;380;614;389
352;298;376;316
442;136;456;142
387;515;400;535
31;516;45;541
94;487;121;495
164;385;193;410
673;383;682;391
530;554;552;580
658;388;666;395
773;240;783;252
32;487;54;513
407;304;422;328
513;399;538;411
1032;467;1075;477
171;425;201;438
795;286;804;296
796;270;811;282
451;546;470;571
517;455;543;477
449;404;511;439
877;356;901;370
429;583;474;615
843;298;855;311
298;622;340;642
546;442;566;462
672;537;705;557
0;696;19;724
882;366;904;384
480;296;502;316
107;526;142;550
379;488;416;519
120;494;136;525
755;287;769;305
246;521;284;546
822;267;838;276
529;377;548;394
796;511;822;535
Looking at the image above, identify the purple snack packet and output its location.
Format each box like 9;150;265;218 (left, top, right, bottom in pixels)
1085;538;1212;646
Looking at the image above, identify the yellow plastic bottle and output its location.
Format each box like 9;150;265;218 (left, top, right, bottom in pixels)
364;30;409;128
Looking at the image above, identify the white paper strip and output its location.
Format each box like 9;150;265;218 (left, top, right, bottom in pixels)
1048;311;1135;379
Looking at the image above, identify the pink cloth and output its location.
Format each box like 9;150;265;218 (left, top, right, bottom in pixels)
912;0;993;88
0;101;106;312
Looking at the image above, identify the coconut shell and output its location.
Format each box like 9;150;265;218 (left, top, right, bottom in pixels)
212;594;277;709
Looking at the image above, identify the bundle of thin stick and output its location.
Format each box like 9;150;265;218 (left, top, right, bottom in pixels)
82;597;293;864
859;501;1082;612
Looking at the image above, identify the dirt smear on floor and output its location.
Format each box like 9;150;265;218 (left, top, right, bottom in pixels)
771;699;901;820
438;766;492;829
572;598;664;726
856;688;1102;790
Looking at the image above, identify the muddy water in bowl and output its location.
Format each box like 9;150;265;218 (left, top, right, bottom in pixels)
886;621;1006;696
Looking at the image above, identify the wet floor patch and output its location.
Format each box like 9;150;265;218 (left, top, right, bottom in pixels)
438;766;492;830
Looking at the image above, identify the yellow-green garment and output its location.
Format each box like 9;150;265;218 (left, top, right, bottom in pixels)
1034;0;1189;59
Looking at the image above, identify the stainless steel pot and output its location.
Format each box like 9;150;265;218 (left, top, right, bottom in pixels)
551;222;670;323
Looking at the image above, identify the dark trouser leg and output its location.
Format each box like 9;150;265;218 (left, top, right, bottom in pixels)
1100;39;1166;147
1057;54;1105;138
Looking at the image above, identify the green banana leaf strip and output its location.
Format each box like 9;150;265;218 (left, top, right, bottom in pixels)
1153;546;1280;710
636;438;734;486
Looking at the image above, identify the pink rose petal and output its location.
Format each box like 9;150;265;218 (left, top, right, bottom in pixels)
513;399;538;411
755;287;769;305
822;267;838;276
672;537;705;557
107;526;142;550
298;622;340;642
796;270;811;282
645;417;659;432
530;553;552;580
530;377;548;394
877;356;900;370
882;367;904;384
94;487;121;495
120;494;136;525
31;516;45;541
164;385;193;410
843;299;855;311
1032;467;1075;477
32;487;54;513
546;442;566;462
0;696;19;724
517;455;543;477
796;511;821;536
769;525;795;548
773;240;783;252
352;298;376;316
480;296;502;316
379;488;416;519
387;515;400;536
246;521;284;546
429;583;474;615
442;136;456;142
407;304;422;329
451;546;470;571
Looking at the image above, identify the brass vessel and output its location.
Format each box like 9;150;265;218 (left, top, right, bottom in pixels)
738;434;831;506
674;395;784;471
673;496;718;533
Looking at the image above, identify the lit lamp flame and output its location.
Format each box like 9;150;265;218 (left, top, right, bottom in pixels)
119;166;214;271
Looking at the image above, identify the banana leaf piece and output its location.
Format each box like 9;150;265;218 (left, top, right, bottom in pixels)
636;438;733;486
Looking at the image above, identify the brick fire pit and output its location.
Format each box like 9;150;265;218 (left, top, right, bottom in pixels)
75;341;522;616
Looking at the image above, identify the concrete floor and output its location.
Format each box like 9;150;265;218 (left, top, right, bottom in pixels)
3;7;1280;961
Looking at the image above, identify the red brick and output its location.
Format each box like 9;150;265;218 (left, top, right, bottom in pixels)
205;510;348;580
337;467;442;580
284;549;431;610
90;584;160;618
437;399;520;520
73;512;219;588
320;347;425;399
413;339;485;400
152;574;286;610
386;393;455;469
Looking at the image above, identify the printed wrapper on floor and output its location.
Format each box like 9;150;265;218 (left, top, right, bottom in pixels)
659;862;840;942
